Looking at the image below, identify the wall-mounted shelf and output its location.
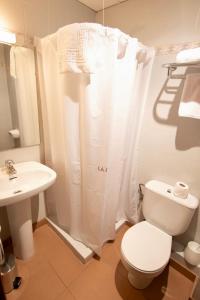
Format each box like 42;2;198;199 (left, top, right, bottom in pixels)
163;61;200;68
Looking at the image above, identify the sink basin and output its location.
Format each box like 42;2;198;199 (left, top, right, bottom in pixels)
0;161;57;260
0;161;56;207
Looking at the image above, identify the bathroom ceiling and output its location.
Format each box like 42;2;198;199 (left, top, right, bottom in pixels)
78;0;127;12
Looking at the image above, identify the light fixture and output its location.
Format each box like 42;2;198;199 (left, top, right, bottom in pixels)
0;29;16;45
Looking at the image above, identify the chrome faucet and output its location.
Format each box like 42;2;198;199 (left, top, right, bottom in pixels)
5;160;17;180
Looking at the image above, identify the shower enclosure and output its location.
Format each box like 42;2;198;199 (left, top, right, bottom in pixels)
37;23;154;260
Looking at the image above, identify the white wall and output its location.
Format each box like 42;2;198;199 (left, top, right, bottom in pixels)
97;0;200;246
139;54;200;246
0;0;95;240
96;0;200;46
0;0;95;37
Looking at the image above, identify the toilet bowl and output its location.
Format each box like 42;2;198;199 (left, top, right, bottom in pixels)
120;180;199;290
121;221;172;289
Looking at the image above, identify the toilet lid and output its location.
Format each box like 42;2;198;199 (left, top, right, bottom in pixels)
121;221;172;273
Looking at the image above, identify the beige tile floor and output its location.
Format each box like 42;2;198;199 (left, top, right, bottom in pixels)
5;223;193;300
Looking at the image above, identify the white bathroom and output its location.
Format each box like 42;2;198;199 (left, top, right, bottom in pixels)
0;0;200;299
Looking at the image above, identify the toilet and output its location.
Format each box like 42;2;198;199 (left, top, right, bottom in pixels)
121;180;199;289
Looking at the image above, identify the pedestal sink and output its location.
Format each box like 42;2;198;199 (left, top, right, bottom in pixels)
0;161;56;260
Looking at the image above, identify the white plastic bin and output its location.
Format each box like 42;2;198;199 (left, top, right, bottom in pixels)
184;241;200;266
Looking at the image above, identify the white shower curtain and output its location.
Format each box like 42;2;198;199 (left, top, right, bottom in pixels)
37;27;154;254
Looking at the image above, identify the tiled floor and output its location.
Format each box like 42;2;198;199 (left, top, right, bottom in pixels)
5;223;194;300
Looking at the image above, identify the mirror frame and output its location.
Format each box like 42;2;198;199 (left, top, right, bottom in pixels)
0;32;42;152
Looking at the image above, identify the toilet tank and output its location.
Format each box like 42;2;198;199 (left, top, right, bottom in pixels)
143;180;199;236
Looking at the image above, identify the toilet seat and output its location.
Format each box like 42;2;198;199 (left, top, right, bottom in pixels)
121;221;172;273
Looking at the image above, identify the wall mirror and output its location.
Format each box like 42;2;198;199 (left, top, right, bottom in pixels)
0;42;40;151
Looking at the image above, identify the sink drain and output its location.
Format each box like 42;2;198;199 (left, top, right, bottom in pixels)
13;190;22;194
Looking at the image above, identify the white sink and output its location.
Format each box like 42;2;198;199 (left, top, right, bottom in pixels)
0;161;56;207
0;161;57;260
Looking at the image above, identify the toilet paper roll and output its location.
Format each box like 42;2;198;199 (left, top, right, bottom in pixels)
8;129;20;139
173;181;189;199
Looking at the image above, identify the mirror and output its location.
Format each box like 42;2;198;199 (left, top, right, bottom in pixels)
0;43;40;151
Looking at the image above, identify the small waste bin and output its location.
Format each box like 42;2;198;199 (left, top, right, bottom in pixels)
0;226;21;294
184;241;200;266
0;253;18;293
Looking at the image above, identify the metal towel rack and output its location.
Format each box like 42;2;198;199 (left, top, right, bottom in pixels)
162;61;200;78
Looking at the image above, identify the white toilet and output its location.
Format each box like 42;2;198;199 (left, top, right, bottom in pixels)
121;180;199;289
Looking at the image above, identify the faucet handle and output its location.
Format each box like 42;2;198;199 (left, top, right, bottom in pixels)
5;159;15;166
